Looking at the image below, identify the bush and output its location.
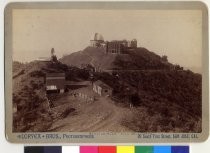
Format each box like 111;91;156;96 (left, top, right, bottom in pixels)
30;70;45;77
130;93;141;106
13;69;25;79
60;107;76;118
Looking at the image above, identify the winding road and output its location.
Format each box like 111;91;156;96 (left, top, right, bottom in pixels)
49;93;133;132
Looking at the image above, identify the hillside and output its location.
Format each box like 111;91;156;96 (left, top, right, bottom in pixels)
93;69;201;132
13;61;25;73
60;47;119;70
13;45;202;133
60;46;201;132
114;47;174;70
13;61;51;132
12;61;90;132
60;47;175;71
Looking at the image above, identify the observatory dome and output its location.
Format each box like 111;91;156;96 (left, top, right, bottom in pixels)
94;33;104;41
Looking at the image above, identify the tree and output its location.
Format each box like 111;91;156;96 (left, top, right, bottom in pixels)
52;55;57;62
51;48;58;62
162;55;168;62
130;93;141;106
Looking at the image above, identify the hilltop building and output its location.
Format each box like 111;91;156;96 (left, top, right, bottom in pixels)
90;33;137;54
45;73;66;94
106;39;137;54
90;33;106;48
93;80;113;96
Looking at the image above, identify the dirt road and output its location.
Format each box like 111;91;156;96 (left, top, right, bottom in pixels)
48;93;133;132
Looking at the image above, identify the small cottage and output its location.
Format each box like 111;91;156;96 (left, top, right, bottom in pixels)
45;73;65;94
93;80;112;96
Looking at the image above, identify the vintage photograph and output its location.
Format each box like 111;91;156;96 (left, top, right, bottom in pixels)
8;3;205;136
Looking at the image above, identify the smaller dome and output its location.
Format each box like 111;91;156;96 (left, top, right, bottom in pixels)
131;39;137;48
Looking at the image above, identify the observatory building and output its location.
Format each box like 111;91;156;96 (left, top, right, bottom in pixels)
90;33;106;48
90;33;137;54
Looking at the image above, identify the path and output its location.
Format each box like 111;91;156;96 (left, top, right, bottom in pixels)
48;92;133;132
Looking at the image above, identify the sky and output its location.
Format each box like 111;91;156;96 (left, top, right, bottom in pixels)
12;9;202;69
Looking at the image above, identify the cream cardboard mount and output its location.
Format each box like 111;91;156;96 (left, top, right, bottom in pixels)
4;1;209;143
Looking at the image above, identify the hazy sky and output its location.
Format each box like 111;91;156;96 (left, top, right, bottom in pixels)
12;9;202;69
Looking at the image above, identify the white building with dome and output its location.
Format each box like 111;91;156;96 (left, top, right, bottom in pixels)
90;33;105;47
90;33;137;54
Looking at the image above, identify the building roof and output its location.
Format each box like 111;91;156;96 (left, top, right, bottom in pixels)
93;80;112;90
45;73;65;89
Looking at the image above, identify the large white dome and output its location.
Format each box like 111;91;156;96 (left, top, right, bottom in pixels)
94;33;104;41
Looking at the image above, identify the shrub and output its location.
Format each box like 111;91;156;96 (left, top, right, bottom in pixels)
60;107;76;118
30;70;45;77
13;69;25;79
129;93;141;106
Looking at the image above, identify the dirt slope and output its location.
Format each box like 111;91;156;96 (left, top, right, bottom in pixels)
60;47;132;70
49;91;133;132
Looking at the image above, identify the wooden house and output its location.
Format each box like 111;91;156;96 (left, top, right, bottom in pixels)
45;73;65;94
93;80;112;96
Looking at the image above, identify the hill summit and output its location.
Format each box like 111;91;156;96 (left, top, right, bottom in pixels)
60;46;179;72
